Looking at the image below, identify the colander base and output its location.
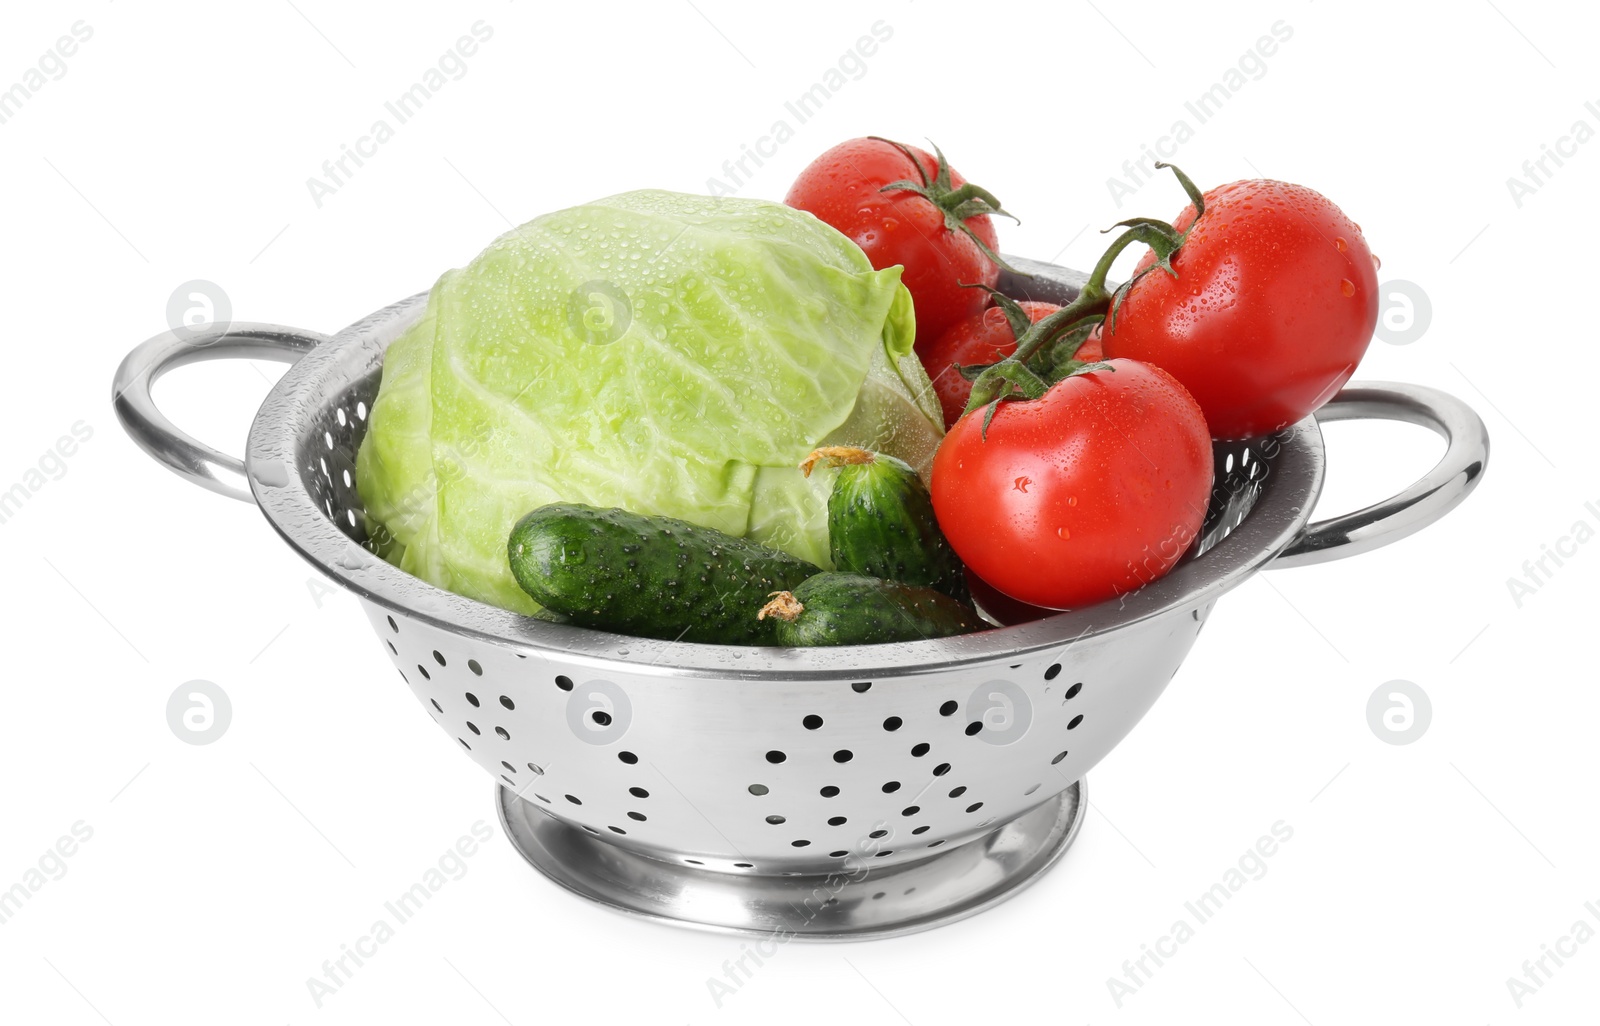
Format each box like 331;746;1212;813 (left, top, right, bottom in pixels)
496;778;1085;940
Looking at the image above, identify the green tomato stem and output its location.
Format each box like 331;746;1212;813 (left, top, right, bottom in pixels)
956;161;1211;422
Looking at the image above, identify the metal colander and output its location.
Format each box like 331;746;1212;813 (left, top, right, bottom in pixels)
113;257;1488;939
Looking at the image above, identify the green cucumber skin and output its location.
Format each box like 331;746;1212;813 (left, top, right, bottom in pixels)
509;504;818;645
828;454;969;602
773;572;986;647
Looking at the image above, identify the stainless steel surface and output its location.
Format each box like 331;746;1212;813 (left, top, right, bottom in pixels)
111;324;328;501
497;779;1085;940
1268;382;1490;569
112;256;1489;936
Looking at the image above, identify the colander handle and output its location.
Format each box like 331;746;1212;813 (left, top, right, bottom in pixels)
112;323;330;503
1268;381;1489;569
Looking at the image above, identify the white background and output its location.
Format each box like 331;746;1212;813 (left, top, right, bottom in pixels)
2;1;1595;1022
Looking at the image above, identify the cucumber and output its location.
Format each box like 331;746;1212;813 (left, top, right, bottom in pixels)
759;572;986;646
509;504;818;645
802;446;968;601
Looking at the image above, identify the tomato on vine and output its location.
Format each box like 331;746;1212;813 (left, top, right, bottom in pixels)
786;137;1016;348
931;358;1213;610
922;300;1060;429
1102;175;1379;439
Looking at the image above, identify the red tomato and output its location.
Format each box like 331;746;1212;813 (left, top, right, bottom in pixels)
1103;179;1377;439
930;359;1212;610
786;138;1002;347
1077;324;1105;363
921;301;1060;428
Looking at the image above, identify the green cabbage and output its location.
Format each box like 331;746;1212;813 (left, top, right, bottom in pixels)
356;190;943;615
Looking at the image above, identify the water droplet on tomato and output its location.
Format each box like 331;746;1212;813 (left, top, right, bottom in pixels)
1334;237;1347;253
1067;496;1078;507
1340;278;1356;297
1056;526;1071;540
1372;252;1382;270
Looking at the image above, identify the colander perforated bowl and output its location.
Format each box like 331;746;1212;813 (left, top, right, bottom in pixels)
112;257;1488;939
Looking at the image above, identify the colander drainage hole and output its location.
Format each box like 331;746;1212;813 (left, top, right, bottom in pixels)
685;859;703;865
432;650;446;667
948;786;967;798
1024;783;1040;795
500;775;515;786
501;761;516;773
592;711;611;726
791;840;811;847
469;660;483;676
928;839;946;847
933;763;951;776
465;693;480;707
386;641;397;656
1068;715;1084;730
430;699;442;713
820;785;840;798
829;850;848;857
1065;682;1083;699
495;727;509;740
629;787;649;798
628;812;646;821
966;802;984;813
608;826;626;835
875;850;894;858
734;862;752;868
901;806;920;816
555;675;574;691
802;714;823;730
499;695;513;710
466;722;481;735
416;664;431;681
582;826;600;834
748;784;769;796
871;891;885;899
851;682;872;693
1044;663;1062;681
1051;751;1069;765
882;781;901;793
883;716;902;731
939;700;958;716
458;739;470;750
868;829;888;839
618;751;638;764
528;763;544;775
766;815;786;825
832;750;853;763
387;615;398;633
828;816;847;826
912;825;930;835
766;751;787;764
565;794;582;805
964;722;983;736
911;743;930;757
